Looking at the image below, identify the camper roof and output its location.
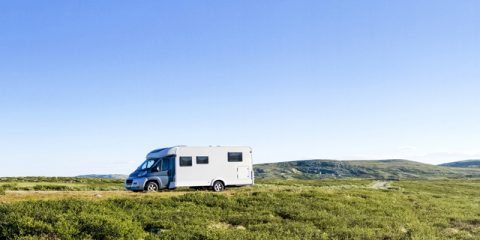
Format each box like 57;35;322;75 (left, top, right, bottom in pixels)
145;146;251;159
146;147;177;159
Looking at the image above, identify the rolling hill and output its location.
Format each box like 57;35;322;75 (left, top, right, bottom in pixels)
254;159;480;180
439;160;480;168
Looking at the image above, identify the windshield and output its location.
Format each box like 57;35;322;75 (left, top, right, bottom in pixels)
137;159;158;170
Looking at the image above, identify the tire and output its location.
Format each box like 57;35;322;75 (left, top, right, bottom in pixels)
212;181;225;192
145;181;159;192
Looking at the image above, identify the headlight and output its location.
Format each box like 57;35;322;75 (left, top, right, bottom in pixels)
138;170;147;177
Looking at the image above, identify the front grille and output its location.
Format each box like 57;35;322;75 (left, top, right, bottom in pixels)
126;179;133;184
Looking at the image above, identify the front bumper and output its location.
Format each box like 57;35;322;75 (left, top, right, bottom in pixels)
125;177;147;191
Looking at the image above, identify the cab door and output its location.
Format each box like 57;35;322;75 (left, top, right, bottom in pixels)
159;156;175;188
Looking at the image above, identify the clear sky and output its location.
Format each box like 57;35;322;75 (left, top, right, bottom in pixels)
1;1;479;176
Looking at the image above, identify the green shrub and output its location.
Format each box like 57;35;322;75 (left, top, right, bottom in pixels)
32;185;75;191
0;183;18;191
0;200;145;239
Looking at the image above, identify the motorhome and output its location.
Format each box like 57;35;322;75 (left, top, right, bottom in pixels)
125;146;254;192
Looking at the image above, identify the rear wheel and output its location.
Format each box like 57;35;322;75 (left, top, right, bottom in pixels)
212;181;225;192
146;181;159;192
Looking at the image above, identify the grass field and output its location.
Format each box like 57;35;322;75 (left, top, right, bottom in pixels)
0;177;124;191
0;178;479;239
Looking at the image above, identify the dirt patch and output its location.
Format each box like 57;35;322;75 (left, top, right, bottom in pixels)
209;222;246;230
370;181;390;190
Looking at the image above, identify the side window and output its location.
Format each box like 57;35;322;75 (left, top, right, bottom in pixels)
179;156;192;167
152;160;161;172
228;152;243;162
161;158;169;171
196;156;209;164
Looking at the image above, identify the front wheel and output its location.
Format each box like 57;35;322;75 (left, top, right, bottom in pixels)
146;181;159;192
212;181;225;192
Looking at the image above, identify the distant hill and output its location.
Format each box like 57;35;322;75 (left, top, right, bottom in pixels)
439;160;480;168
76;174;128;180
254;159;480;180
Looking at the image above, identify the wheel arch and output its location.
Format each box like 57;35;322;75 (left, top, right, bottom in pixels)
210;178;226;187
144;177;162;190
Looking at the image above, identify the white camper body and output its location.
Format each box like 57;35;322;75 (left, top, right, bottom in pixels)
125;146;254;192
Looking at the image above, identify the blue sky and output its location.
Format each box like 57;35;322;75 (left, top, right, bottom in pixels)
1;1;479;176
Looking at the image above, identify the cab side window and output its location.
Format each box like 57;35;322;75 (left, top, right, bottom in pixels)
151;160;161;172
161;158;170;171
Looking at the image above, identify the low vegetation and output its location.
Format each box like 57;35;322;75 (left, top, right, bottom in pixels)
0;178;478;239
